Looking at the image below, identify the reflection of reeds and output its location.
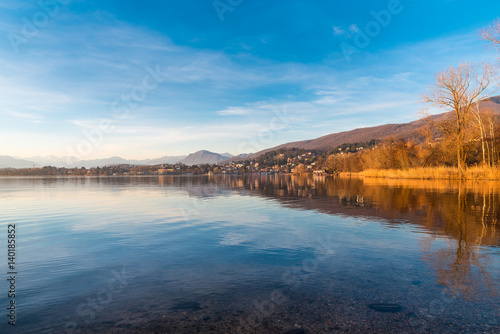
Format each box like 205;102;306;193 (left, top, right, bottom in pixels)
362;175;500;193
359;177;500;244
361;166;500;180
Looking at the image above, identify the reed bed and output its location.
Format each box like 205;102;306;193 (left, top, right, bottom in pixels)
360;166;500;180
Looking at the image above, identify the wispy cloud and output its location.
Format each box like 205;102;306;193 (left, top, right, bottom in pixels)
217;107;251;116
349;24;359;33
333;26;345;36
4;110;43;120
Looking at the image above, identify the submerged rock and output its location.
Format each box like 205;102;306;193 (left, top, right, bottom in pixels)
284;329;308;334
368;303;403;313
170;301;201;310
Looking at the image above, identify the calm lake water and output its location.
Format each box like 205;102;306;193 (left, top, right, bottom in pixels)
0;175;499;333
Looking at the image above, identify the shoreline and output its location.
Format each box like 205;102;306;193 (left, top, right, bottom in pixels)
4;167;500;180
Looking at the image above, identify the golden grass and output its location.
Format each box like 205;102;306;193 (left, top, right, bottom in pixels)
361;166;500;180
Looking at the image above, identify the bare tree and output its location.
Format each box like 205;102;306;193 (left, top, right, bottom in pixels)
481;18;500;49
472;104;499;167
473;102;489;166
476;18;500;166
423;63;496;170
488;115;497;166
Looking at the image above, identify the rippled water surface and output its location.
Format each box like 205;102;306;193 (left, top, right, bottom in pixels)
0;175;499;333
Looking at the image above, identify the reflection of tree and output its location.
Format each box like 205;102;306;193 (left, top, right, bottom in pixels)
422;185;499;300
425;242;496;300
214;175;500;299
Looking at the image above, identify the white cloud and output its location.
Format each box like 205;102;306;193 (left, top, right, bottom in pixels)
4;110;43;120
333;26;345;36
217;107;251;116
0;76;73;115
349;24;359;33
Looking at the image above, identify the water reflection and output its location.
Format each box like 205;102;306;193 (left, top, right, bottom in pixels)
0;175;499;333
185;174;500;300
4;175;498;302
37;174;497;302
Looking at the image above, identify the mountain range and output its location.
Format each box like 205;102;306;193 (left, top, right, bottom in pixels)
0;152;235;169
0;156;39;169
3;96;500;169
0;155;187;169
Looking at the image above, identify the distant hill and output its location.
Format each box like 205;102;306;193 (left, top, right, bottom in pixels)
27;155;75;167
246;120;428;157
72;156;131;168
70;156;188;168
132;156;186;166
0;155;187;169
220;153;253;164
230;96;500;162
0;156;38;168
222;120;435;163
179;150;231;166
25;155;186;168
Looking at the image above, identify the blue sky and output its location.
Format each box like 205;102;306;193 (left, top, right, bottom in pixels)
1;0;499;159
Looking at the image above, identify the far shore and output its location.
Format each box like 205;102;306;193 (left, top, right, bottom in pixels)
6;166;500;180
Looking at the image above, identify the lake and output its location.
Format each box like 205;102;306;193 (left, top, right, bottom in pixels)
0;175;499;333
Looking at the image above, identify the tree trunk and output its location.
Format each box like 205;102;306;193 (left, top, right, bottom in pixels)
489;121;497;167
457;139;463;170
